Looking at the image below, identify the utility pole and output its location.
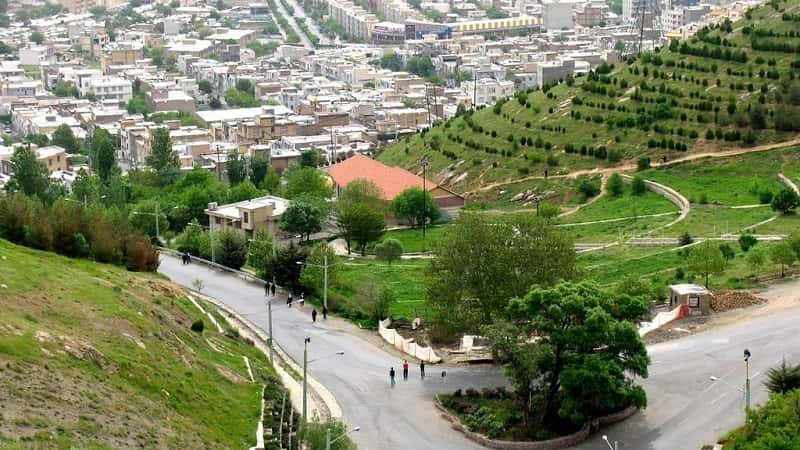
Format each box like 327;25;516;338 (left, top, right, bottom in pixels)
744;348;751;411
421;155;429;252
215;143;222;181
473;70;477;109
323;252;328;311
302;337;310;425
267;300;273;362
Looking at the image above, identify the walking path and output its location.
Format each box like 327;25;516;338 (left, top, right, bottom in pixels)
465;138;800;195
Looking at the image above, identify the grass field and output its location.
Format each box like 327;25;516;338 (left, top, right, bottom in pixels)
659;205;776;237
561;188;678;224
0;239;271;450
749;213;800;235
559;214;677;243
379;226;450;253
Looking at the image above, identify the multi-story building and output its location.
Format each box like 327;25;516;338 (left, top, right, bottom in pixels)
146;89;196;113
314;0;378;40
461;78;515;106
205;195;290;238
80;76;133;103
542;0;575;30
575;2;605;27
0;145;68;176
100;42;145;74
1;77;40;97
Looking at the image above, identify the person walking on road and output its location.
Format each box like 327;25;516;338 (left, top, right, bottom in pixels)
389;367;396;387
402;360;409;381
265;282;270;298
322;305;328;320
420;360;425;379
287;294;293;307
311;308;317;323
271;283;276;297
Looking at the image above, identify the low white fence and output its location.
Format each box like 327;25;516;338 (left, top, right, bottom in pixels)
378;318;442;363
638;304;688;336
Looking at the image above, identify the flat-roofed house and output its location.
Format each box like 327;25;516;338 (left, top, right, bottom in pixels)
205;195;289;239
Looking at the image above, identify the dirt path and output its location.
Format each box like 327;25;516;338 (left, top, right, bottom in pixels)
558;174;608;218
465;138;800;195
779;173;800;194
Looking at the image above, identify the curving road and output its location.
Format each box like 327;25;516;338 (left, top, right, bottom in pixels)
159;255;800;450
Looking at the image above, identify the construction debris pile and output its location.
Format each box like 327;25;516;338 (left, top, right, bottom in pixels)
711;290;766;313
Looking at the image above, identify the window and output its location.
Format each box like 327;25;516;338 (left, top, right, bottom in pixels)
243;212;249;223
215;217;221;225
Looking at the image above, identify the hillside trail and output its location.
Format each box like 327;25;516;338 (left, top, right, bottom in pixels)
464;137;800;195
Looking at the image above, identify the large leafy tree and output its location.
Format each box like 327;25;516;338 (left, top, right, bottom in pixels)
92;128;116;183
146;127;179;185
226;152;247;186
214;229;248;269
336;202;385;255
687;240;727;287
285;167;331;200
300;242;339;297
51;124;81;153
5;146;53;200
771;188;800;215
247;229;274;278
427;213;577;335
487;281;649;430
770;241;796;277
266;242;308;293
281;200;324;241
249;156;268;186
375;238;403;265
392;187;440;228
337;178;385;212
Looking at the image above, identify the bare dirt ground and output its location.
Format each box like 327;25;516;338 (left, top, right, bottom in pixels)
645;276;800;345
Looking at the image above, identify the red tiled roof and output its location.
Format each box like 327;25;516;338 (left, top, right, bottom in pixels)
328;154;437;201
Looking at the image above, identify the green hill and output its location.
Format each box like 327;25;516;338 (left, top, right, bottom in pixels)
377;0;800;192
0;239;273;450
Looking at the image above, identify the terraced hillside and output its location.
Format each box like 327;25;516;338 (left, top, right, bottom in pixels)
378;0;800;191
0;239;273;450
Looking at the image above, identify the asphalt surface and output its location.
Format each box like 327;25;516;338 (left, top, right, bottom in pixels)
159;255;800;450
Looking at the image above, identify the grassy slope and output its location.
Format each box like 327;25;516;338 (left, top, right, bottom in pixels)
377;0;800;192
0;239;272;450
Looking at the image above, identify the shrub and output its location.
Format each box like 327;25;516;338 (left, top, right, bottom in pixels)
546;154;559;167
679;232;694;246
631;176;647;195
637;156;651;171
719;243;735;261
739;233;758;252
191;320;205;333
578;178;601;198
607;173;625;197
675;267;685;279
758;190;774;204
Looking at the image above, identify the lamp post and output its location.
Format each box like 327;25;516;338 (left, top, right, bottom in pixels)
132;198;165;245
420;155;429;252
533;194;543;216
302;339;344;426
326;426;360;450
296;253;341;311
744;348;751;411
602;435;619;450
265;297;304;363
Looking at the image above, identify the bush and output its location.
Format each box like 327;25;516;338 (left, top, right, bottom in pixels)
719;243;735;261
631;176;647;195
679;232;694;246
546;154;559;167
606;173;625;197
739;233;758;252
191;320;205;333
759;189;774;204
578;178;601;198
637;156;651;171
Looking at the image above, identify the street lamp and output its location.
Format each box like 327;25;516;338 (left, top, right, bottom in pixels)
532;194;543;216
326;426;360;450
302;336;344;425
296;255;341;311
265;297;304;363
602;435;619;450
420;155;429;252
744;348;751;411
132;198;166;245
65;194;106;208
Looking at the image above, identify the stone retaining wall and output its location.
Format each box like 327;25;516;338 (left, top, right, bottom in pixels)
435;396;638;450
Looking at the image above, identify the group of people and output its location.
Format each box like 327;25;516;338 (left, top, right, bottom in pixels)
389;359;425;386
181;252;192;265
265;283;328;322
264;282;277;297
310;306;328;322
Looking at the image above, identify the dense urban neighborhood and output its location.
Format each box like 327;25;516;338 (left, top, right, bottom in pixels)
1;0;800;448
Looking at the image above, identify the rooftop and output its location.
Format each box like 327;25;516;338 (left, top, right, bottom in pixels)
206;195;289;219
328;154;437;201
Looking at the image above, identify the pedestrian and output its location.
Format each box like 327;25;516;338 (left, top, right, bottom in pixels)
265;282;270;298
389;367;396;387
322;305;328;320
271;283;276;297
544;169;548;179
312;308;317;323
186;252;191;264
287;294;293;307
420;360;425;379
402;360;409;381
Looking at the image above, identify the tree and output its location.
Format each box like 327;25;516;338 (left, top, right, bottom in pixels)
606;173;624;196
771;188;800;214
392;187;440;228
488;281;649;429
719;242;735;261
51;124;81;154
770;241;796;277
764;359;800;394
300;150;320;168
338;179;385;211
747;247;766;273
146;127;179;185
198;79;213;95
126;95;151;115
209;97;222;109
92;128;116;183
52;80;79;98
266;242;308;293
379;53;403;72
250;156;268;186
300;242;338;297
725;389;800;449
631;175;647;195
226;152;247;186
375;238;403;264
176;219;211;259
739;233;758;252
687;241;727;287
224;88;259;107
29;30;45;45
336;202;385;255
215;229;248;269
301;420;356;450
4;146;52;200
281;200;323;241
578;178;601;198
285;167;332;200
246;229;273;278
405;55;435;78
428;213;577;336
227;180;261;203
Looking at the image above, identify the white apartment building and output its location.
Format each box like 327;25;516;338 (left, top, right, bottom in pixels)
80;76;133;103
542;0;576;30
314;0;378;40
1;78;41;97
461;79;515;106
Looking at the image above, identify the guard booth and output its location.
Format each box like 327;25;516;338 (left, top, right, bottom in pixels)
668;284;712;315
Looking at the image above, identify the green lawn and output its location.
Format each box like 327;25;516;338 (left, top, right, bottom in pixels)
749;213;800;235
380;225;450;253
643;150;797;206
561;189;678;224
0;239;271;450
329;258;429;323
659;205;775;237
559;214;677;243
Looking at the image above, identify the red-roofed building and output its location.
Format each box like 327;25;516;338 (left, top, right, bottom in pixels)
328;154;465;210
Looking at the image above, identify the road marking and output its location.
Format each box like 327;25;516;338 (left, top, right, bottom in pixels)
710;392;729;405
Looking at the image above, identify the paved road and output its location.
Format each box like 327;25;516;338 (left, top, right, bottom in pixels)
159;255;800;450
